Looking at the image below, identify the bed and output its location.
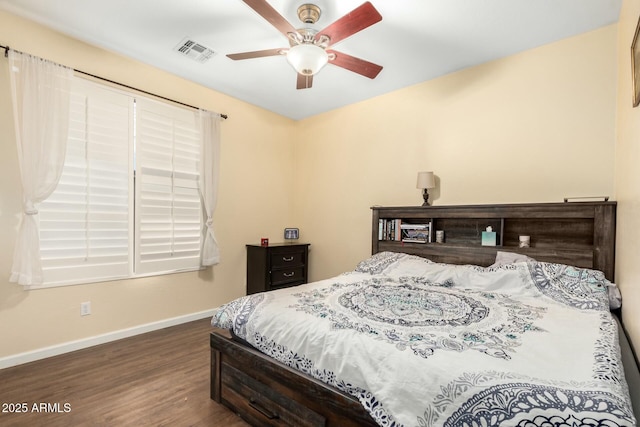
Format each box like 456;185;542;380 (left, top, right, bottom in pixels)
210;202;639;426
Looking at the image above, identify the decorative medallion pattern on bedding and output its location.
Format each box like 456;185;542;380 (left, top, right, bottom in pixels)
290;277;547;360
212;252;636;427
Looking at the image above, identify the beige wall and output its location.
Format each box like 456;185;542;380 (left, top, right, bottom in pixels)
294;25;618;281
0;10;296;359
615;0;640;352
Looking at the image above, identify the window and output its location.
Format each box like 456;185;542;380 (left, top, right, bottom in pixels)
135;98;202;275
38;78;203;286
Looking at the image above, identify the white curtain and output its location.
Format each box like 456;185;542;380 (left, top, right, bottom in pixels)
198;110;221;266
8;50;73;286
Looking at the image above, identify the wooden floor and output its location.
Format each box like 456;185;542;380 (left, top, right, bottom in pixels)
0;318;250;427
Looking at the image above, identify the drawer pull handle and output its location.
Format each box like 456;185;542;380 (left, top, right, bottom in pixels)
283;272;295;277
282;256;294;262
249;397;279;420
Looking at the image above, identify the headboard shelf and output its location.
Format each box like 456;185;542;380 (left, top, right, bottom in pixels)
371;202;616;281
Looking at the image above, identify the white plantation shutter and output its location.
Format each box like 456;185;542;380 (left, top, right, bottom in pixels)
135;98;202;274
32;77;212;288
39;80;133;285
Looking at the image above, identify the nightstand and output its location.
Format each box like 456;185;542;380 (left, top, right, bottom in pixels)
246;243;310;295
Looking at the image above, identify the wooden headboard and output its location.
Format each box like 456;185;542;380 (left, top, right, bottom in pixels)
371;201;616;281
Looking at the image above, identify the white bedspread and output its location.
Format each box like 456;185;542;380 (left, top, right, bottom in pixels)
212;252;636;427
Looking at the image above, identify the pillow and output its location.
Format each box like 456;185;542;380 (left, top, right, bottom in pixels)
490;251;536;267
606;282;622;310
527;262;614;312
509;257;621;311
354;251;433;275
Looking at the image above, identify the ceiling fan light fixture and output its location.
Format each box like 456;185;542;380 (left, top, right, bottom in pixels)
286;43;328;76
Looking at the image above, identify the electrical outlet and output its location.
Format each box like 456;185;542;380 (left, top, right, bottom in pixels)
80;301;91;316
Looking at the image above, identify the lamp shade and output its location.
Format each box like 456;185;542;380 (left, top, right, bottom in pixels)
416;171;435;189
286;44;329;76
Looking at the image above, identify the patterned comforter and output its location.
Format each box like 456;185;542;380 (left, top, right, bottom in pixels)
211;252;636;427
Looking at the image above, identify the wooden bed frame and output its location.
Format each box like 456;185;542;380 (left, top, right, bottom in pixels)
210;201;638;426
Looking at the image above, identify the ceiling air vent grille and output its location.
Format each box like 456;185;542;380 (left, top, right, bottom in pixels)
174;38;215;63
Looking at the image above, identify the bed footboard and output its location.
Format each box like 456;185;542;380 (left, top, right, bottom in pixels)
210;328;377;427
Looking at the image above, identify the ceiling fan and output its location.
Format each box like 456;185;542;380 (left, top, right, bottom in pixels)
227;0;383;89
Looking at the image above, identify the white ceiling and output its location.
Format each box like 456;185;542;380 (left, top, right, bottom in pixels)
0;0;621;120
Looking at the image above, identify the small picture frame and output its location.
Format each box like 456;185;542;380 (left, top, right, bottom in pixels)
284;228;299;240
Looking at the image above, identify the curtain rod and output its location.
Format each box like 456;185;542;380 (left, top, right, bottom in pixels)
2;44;228;120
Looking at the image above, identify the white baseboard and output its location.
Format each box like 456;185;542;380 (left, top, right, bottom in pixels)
0;309;216;370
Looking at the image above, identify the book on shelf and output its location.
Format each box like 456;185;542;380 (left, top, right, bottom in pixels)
378;219;432;243
378;219;402;241
401;223;431;243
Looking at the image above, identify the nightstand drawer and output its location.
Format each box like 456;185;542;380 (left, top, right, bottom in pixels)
270;251;305;268
271;268;304;286
221;363;325;427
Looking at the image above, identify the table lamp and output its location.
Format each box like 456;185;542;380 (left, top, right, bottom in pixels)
416;171;435;206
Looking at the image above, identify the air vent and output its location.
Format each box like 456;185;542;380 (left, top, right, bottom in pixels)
174;37;215;63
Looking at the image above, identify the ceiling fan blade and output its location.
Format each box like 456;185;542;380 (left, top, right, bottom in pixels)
297;73;313;89
316;2;382;46
328;50;382;79
241;0;298;38
227;48;285;60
